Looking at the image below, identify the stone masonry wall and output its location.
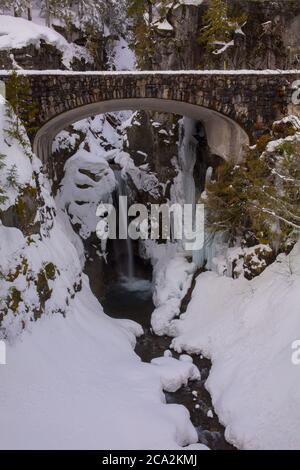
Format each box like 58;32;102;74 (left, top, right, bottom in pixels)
0;72;298;144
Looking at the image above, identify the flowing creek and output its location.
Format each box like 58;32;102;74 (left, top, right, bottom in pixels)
101;266;235;450
88;124;235;449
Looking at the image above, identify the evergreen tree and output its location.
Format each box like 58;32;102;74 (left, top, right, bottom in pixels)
40;0;73;28
40;0;51;27
0;153;6;171
0;187;7;206
199;0;246;54
6;164;19;189
0;153;7;206
204;139;300;249
1;0;31;17
107;0;128;37
128;0;155;68
39;0;127;36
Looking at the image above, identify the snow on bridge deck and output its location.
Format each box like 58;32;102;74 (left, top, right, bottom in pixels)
0;69;300;76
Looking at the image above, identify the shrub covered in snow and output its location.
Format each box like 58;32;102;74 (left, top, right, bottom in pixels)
0;96;82;341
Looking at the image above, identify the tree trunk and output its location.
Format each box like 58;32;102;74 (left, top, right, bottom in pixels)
45;0;51;27
147;0;153;25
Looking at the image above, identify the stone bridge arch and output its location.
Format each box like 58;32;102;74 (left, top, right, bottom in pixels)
0;70;299;163
33;97;249;164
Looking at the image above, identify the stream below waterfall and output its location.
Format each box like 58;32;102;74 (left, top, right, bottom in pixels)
90;120;234;449
101;267;235;450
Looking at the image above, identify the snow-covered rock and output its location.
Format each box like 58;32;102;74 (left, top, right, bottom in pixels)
146;242;196;336
0;277;204;450
150;356;200;392
0;97;205;451
0;15;92;69
170;242;300;449
0;97;82;341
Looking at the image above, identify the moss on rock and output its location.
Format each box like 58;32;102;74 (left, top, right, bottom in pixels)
7;287;22;313
1;185;41;236
44;262;56;281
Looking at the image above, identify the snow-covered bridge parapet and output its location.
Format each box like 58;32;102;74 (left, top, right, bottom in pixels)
0;70;300;162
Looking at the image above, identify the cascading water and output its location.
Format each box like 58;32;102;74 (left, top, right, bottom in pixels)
174;118;204;267
171;117;223;269
177;118;197;208
113;169;135;281
97;120;233;451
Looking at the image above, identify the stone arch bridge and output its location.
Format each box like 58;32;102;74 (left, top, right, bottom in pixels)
1;70;300;162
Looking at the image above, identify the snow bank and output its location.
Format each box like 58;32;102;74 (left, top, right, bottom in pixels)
170;242;300;449
155;20;174;32
0;276;205;450
57;146;116;240
177;0;203;5
150;356;200;392
0;15;91;68
0;99;206;450
0;219;82;341
0;96;32;210
143;241;195;336
109;37;136;71
0;94;84;340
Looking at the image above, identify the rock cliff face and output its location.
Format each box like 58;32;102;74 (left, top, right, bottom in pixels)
0;102;82;339
125;111;179;194
49;2;300;276
0;40;96;71
132;0;300;201
150;0;300;71
1;3;299;326
0;19;109;71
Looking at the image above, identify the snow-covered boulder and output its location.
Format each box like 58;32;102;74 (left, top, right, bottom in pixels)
0;15;92;70
0;96;82;341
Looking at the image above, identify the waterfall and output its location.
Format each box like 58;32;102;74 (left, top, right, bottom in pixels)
113;169;135;281
178;118;197;208
179;126;227;271
176;118;204;267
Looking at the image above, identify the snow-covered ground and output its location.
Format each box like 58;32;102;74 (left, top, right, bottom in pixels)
1;8;300;451
52;106;300;449
0;275;208;450
144;241;196;336
0;95;206;450
168;243;300;449
0;13;135;72
109;37;136;71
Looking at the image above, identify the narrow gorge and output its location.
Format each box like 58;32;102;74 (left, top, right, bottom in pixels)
1;0;300;454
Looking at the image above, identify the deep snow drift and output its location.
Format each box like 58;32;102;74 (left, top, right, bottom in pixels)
0;277;207;450
0;96;206;450
170;242;300;450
